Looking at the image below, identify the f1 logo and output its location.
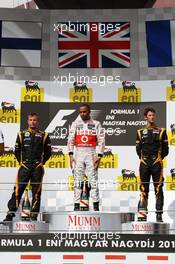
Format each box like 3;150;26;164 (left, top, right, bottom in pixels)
45;109;76;132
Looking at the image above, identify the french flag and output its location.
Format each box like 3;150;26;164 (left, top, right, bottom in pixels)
146;20;175;67
0;21;42;67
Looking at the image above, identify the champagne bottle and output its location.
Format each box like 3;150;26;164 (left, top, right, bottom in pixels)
21;190;31;221
137;195;147;221
80;177;90;211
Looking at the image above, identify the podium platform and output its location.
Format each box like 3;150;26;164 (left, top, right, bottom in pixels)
0;211;173;264
122;221;170;234
0;211;171;234
42;211;135;232
11;221;49;233
0;221;49;233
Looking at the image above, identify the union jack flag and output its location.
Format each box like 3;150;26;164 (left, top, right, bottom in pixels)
58;22;130;68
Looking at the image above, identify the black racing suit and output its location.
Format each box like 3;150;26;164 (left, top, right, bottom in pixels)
136;126;169;215
7;129;51;219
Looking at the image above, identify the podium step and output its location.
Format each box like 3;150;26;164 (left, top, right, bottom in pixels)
0;221;49;233
122;221;170;234
43;211;135;232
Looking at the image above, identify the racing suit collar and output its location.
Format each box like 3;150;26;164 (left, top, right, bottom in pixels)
27;127;39;133
80;116;92;123
146;123;157;129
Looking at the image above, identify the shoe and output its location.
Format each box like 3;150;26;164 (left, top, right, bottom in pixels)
3;212;15;222
137;216;147;222
93;202;99;211
30;213;38;221
80;206;89;211
156;213;163;222
74;203;80;211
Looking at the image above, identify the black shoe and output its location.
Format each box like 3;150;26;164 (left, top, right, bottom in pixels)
3;212;15;222
93;202;99;211
137;216;147;222
74;203;80;211
30;213;38;221
80;206;89;211
156;213;163;222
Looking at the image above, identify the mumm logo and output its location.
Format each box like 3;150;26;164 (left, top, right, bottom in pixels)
68;215;100;227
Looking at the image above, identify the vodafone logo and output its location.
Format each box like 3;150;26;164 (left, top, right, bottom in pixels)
81;135;88;143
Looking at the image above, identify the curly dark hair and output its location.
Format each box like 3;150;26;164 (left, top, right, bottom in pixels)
144;107;155;117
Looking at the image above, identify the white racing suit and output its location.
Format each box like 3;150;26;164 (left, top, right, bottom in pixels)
68;117;105;203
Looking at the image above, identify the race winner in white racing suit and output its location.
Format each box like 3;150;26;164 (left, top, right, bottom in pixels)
68;104;105;211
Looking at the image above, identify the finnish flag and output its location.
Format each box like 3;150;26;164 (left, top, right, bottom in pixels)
146;20;175;67
0;21;42;67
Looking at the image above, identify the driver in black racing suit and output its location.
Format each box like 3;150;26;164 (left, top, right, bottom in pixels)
136;107;169;222
3;112;51;222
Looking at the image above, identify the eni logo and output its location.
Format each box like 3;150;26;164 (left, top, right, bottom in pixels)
167;125;175;146
166;170;175;191
166;80;175;101
118;81;141;102
21;80;44;102
117;169;140;191
0;146;19;167
0;102;20;123
98;148;118;169
45;146;68;168
70;82;93;102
